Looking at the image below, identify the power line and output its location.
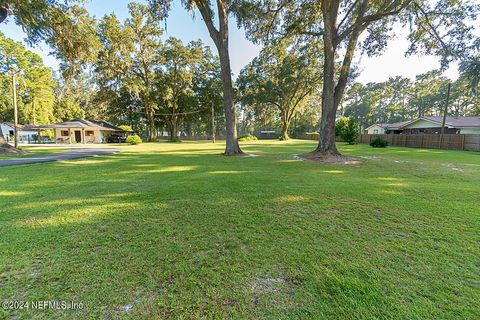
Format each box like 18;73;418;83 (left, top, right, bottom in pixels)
154;108;208;116
129;106;211;116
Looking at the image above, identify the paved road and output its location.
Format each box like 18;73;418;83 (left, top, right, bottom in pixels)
0;147;120;167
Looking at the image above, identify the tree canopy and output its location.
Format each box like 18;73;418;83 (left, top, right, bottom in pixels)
0;31;56;125
237;43;321;140
343;70;480;129
238;0;480;156
149;0;243;155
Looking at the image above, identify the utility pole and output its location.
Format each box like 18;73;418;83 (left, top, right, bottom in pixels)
11;69;19;148
211;101;215;143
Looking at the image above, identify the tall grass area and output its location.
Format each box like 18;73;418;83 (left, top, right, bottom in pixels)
0;140;478;319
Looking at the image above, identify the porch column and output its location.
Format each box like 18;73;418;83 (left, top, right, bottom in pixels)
81;128;86;144
68;128;71;144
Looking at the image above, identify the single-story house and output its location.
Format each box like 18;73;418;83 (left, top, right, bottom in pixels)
366;116;480;134
400;116;480;134
365;121;411;134
40;119;127;144
0;122;40;144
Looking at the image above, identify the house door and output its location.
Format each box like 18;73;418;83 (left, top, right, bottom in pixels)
74;130;82;143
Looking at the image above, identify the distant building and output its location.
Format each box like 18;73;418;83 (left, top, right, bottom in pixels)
41;119;127;143
365;116;480;135
365;121;411;135
0;122;39;144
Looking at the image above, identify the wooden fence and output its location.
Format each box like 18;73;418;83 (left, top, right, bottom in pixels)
358;134;480;151
158;133;480;151
464;135;480;151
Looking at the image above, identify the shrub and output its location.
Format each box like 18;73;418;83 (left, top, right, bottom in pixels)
370;136;389;148
238;134;258;142
126;134;142;145
335;116;359;144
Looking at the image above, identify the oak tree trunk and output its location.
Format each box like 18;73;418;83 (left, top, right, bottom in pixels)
195;0;242;155
217;43;242;155
147;109;156;142
168;118;179;142
279;112;291;141
315;13;339;155
314;2;363;156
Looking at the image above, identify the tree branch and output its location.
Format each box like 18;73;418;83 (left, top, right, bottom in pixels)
337;0;361;31
194;0;220;46
336;0;411;44
299;30;323;37
413;1;450;55
217;0;228;41
264;1;287;38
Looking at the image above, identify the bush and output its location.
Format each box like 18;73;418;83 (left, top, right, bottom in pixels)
238;134;258;142
335;116;359;144
126;134;142;145
370;136;389;148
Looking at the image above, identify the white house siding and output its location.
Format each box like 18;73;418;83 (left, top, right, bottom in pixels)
403;119;442;129
366;125;386;134
0;123;14;139
0;123;37;143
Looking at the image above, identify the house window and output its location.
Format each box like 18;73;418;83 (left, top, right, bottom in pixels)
373;129;378;134
85;131;94;136
8;130;14;136
61;130;69;136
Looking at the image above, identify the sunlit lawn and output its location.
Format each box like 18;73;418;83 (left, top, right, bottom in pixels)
0;140;479;319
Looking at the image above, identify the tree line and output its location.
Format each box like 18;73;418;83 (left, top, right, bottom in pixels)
0;3;224;143
342;68;480;129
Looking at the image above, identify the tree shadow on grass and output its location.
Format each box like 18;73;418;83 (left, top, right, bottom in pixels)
0;144;479;319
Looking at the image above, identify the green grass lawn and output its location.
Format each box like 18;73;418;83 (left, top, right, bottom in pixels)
1;140;479;319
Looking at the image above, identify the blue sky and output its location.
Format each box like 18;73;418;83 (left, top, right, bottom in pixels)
0;0;461;83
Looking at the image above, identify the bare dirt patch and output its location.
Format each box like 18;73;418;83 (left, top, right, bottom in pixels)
359;155;381;160
250;275;304;309
216;152;259;157
0;144;28;154
298;152;361;164
108;288;161;317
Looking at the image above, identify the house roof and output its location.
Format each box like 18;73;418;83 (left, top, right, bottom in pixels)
399;116;480;129
367;116;480;131
366;120;411;130
40;119;125;131
1;122;39;131
385;120;412;129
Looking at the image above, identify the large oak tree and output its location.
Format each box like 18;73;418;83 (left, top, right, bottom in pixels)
237;43;321;140
238;0;479;156
95;3;162;141
149;0;243;155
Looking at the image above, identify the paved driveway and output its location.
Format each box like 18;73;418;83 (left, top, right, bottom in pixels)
0;147;120;167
